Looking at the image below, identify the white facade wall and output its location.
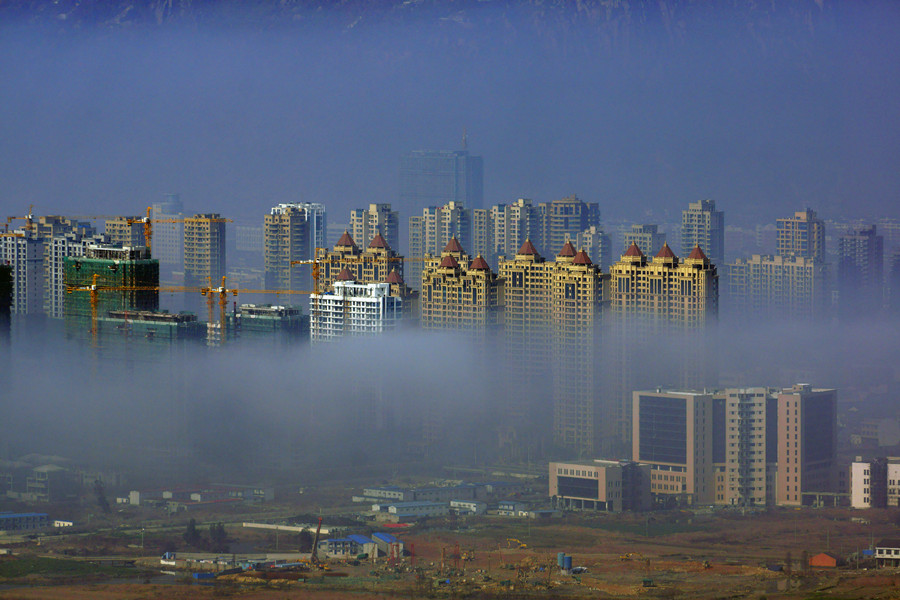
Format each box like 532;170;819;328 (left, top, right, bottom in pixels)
889;463;900;507
449;500;487;515
48;233;110;318
851;462;872;509
1;233;44;315
310;282;401;342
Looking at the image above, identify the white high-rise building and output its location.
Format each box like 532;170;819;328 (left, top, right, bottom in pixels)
0;231;45;315
309;273;402;342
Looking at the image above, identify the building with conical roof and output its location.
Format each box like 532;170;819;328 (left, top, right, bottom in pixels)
315;230;405;295
495;239;609;458
420;239;502;335
550;244;608;457
408;201;473;290
608;242;719;450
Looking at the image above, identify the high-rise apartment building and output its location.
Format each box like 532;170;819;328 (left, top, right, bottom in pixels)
551;245;608;456
609;243;718;332
316;232;402;292
497;240;555;455
310;276;402;342
264;203;326;290
576;225;613;271
183;214;226;288
777;209;825;262
408;201;472;289
63;245;159;327
150;193;184;277
48;232;110;318
838;225;883;317
105;216;146;248
623;224;666;258
0;231;44;315
547;195;601;255
681;200;724;267
890;249;900;315
496;239;609;457
632;390;716;505
609;243;719;447
486;199;548;263
349;203;399;252
726;254;829;320
419;238;502;335
400;149;483;211
776;384;837;507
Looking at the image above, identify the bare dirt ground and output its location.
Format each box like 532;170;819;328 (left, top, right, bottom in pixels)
2;506;899;599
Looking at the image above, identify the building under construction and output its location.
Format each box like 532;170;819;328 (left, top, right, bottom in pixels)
226;303;308;343
62;245;159;339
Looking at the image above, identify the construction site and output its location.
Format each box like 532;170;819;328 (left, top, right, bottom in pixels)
2;482;900;600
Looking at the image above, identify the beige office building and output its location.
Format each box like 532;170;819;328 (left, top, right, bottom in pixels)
776;384;837;506
632;390;716;505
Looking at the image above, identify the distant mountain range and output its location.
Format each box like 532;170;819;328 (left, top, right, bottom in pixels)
0;0;835;53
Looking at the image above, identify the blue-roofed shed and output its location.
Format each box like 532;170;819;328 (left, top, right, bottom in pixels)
372;532;404;555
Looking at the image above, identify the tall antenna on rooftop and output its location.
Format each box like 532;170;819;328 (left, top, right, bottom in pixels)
462;128;468;150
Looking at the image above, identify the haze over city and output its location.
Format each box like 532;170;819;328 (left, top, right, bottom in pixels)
1;2;900;599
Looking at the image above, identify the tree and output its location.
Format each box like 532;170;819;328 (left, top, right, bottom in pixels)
183;518;202;547
297;529;313;552
209;522;229;553
94;479;111;514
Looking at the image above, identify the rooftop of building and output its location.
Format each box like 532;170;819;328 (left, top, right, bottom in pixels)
336;231;358;248
377;501;447;508
107;310;197;323
558;241;576;257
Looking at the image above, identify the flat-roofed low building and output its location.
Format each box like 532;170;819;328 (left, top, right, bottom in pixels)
549;459;652;512
361;486;408;501
496;500;530;516
229;303;307;342
372;501;449;518
0;512;48;532
449;499;488;515
875;539;900;567
371;532;404;556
